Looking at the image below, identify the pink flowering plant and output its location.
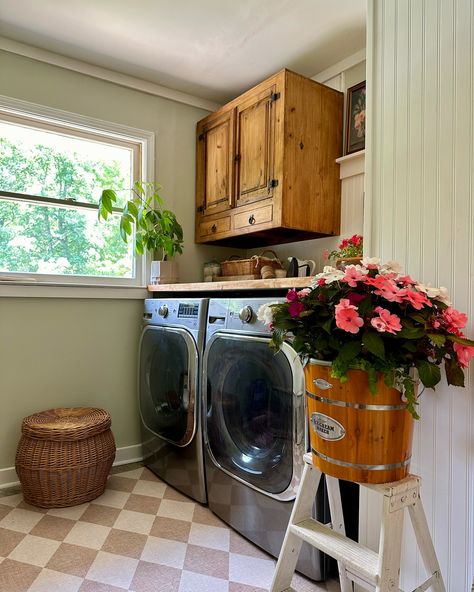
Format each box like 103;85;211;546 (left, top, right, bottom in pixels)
260;258;474;418
325;234;363;262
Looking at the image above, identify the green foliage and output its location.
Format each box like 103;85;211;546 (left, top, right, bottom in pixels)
0;137;131;276
98;181;183;260
262;260;474;419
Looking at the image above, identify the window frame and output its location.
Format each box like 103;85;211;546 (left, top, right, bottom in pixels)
0;94;155;291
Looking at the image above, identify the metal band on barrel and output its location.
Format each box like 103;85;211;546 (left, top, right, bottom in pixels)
306;390;407;411
311;447;411;471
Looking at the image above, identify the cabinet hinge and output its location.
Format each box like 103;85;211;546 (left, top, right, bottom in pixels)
270;92;281;102
198;133;205;141
268;178;279;189
196;205;204;213
234;154;241;162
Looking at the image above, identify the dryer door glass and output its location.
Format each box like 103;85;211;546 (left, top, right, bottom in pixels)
139;326;197;447
206;335;293;495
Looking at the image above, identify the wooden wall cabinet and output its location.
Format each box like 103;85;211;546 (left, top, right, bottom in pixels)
195;69;343;247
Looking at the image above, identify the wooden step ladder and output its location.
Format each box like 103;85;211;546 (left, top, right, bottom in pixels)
271;453;446;592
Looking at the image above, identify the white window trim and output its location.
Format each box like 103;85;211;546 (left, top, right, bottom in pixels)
0;94;156;298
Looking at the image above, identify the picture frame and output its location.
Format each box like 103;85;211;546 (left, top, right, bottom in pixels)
345;81;366;155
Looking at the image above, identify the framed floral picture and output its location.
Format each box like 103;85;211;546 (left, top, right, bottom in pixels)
345;81;366;154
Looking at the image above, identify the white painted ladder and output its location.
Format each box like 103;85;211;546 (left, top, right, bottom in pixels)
270;453;446;592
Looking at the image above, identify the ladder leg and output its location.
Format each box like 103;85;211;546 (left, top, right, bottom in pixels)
375;493;404;592
326;476;352;592
407;498;446;592
270;461;322;592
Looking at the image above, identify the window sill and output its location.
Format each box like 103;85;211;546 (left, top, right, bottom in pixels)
0;281;149;299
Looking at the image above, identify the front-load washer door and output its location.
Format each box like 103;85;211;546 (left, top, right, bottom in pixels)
139;326;198;447
204;333;304;499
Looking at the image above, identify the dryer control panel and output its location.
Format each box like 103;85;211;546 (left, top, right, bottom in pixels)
143;298;206;333
206;298;284;341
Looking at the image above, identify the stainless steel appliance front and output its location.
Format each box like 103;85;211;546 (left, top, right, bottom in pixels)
203;297;329;581
139;298;208;503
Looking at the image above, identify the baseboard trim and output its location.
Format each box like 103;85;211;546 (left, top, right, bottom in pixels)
0;444;144;489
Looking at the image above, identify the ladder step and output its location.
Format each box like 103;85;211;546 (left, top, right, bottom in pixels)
290;519;379;584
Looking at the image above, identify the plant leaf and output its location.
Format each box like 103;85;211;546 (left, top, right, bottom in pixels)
444;357;465;386
362;331;385;359
338;341;361;362
427;333;446;346
416;360;441;388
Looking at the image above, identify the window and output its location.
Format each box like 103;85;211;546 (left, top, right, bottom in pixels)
0;97;154;287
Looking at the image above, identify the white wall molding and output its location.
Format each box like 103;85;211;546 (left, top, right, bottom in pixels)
362;1;474;590
0;444;144;489
0;36;219;113
312;48;366;84
336;149;365;179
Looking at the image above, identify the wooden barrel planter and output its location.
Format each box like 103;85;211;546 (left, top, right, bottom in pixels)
305;360;414;484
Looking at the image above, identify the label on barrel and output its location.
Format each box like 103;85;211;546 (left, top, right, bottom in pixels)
310;412;346;441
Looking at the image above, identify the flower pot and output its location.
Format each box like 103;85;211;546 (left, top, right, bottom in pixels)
305;360;414;484
150;260;178;285
334;256;363;270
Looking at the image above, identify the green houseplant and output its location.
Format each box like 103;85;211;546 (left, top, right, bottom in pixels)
98;181;183;283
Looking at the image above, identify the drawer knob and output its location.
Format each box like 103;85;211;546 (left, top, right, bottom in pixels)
248;215;256;225
211;224;217;233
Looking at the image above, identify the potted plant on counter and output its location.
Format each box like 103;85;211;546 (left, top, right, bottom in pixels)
257;258;474;483
98;181;183;284
324;234;363;269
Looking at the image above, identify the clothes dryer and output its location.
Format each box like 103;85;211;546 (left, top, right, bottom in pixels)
203;297;331;580
139;298;208;503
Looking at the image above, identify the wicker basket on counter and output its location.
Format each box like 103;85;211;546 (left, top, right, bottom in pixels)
15;407;116;508
221;250;283;278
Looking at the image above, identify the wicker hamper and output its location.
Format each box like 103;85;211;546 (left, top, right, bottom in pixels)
15;407;116;508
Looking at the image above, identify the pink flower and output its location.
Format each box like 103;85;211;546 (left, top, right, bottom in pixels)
367;276;404;303
286;289;298;302
335;298;364;334
432;320;441;329
370;307;402;334
453;342;474;368
342;265;368;287
398;275;416;286
288;301;305;317
322;249;330;261
350;234;362;246
297;288;311;298
443;307;468;331
399;288;432;310
317;278;326;286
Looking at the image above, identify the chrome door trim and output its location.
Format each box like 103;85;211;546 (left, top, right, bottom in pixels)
203;332;305;502
138;325;199;448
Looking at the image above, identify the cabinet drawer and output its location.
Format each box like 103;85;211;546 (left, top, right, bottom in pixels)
199;216;231;238
233;204;273;230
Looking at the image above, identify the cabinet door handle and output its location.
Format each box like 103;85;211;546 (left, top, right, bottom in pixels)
248;215;256;225
211;224;217;233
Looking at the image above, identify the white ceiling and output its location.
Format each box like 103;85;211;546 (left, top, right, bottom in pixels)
0;0;366;103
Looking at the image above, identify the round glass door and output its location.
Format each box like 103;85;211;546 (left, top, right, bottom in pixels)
205;334;294;495
139;326;197;447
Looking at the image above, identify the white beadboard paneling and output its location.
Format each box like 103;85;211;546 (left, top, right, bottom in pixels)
365;1;474;590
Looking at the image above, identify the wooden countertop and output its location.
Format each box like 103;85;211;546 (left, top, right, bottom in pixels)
147;276;313;292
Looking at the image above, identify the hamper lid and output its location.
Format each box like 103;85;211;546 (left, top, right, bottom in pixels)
21;407;111;441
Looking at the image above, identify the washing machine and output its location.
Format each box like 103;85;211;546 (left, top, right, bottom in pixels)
139;298;208;503
203;297;331;580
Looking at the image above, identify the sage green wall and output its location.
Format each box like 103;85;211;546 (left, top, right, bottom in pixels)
0;50;239;473
0;298;143;470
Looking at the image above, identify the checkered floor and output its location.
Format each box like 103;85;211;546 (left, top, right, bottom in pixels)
0;465;341;592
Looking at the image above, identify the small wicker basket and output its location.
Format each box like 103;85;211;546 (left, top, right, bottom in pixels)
221;250;283;277
15;407;116;508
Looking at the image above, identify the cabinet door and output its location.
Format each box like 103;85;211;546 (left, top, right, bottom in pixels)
196;110;235;217
235;85;278;207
